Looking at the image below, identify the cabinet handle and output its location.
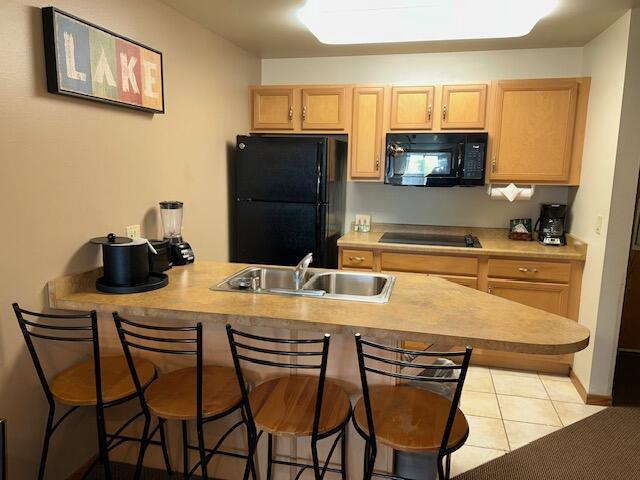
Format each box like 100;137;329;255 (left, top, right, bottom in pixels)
349;256;365;262
375;154;380;171
442;105;447;120
518;267;539;273
288;106;293;121
302;106;307;121
428;104;432;121
491;156;496;173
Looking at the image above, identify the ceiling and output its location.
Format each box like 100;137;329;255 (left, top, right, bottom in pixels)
159;0;638;58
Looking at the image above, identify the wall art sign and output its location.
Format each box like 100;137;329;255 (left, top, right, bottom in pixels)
42;7;165;113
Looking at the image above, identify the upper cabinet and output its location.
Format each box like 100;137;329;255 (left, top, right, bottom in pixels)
390;86;435;130
350;87;385;180
251;88;295;130
301;87;346;130
251;86;348;132
489;79;586;184
441;84;488;129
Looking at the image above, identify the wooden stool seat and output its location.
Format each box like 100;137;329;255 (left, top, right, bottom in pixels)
51;355;155;406
354;385;468;452
144;366;241;420
250;375;351;437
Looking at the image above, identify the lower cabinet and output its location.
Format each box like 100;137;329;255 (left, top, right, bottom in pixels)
339;246;582;373
487;279;569;317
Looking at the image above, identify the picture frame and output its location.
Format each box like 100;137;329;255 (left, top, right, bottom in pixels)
41;7;165;113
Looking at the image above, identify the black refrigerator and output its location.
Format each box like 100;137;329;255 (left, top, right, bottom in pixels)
232;135;347;268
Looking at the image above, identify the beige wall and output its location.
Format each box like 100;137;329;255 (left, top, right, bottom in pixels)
572;9;640;396
261;47;583;227
0;0;259;477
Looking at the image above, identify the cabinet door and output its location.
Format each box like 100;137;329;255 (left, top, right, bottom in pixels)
252;88;295;130
490;79;578;182
441;84;488;129
436;275;478;289
390;86;434;129
350;87;384;179
488;279;569;317
302;87;346;130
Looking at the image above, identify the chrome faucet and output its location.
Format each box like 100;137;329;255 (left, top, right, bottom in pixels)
293;253;313;290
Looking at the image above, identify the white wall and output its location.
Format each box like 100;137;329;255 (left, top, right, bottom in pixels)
262;48;583;227
572;10;640;396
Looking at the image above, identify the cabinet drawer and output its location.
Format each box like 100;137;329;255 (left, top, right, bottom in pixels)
342;249;374;269
381;252;477;276
488;259;571;283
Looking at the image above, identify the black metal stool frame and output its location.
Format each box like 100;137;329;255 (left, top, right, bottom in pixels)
226;325;351;480
113;313;256;480
12;303;164;480
353;334;472;480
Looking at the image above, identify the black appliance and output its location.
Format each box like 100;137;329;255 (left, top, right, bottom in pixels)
385;133;487;187
379;232;481;248
149;239;172;272
160;201;195;265
90;234;168;293
233;135;347;268
536;204;567;246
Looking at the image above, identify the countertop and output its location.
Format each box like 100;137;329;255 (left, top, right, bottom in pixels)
48;262;589;355
338;224;587;261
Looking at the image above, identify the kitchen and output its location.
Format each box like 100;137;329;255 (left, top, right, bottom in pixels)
2;1;640;480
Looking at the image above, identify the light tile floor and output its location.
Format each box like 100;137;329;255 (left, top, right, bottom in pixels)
451;366;607;477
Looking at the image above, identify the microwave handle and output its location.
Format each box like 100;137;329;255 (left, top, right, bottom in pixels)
456;143;465;175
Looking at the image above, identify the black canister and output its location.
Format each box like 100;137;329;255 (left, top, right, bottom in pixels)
90;234;150;286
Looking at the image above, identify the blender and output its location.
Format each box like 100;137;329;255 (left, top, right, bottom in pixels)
160;201;195;265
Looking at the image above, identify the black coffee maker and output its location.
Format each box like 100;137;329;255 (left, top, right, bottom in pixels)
536;204;567;246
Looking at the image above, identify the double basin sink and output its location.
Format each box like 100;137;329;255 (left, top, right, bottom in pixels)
212;266;395;304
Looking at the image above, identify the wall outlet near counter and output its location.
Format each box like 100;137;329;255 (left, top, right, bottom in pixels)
125;224;141;239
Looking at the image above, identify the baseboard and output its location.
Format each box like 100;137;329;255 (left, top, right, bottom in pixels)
569;369;613;406
66;455;98;480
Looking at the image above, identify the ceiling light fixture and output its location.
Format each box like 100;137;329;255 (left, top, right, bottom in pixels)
298;0;558;45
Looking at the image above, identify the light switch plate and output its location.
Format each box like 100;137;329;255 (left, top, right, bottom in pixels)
595;215;603;235
126;224;141;239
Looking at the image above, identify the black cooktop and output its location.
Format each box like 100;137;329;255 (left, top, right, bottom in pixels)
379;232;482;248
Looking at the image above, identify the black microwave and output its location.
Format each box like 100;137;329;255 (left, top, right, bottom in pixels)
385;133;488;187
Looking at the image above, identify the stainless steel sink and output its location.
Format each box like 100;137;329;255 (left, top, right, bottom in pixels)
212;266;395;303
304;272;390;298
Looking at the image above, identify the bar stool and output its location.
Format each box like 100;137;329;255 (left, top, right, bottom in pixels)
12;303;163;480
226;325;351;480
352;334;472;480
113;313;255;480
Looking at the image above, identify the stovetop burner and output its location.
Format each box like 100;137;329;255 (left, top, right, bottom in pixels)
379;232;482;248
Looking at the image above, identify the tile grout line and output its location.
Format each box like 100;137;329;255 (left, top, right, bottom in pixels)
538;370;566;427
488;368;511;452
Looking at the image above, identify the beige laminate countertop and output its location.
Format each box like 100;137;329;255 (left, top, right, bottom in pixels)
337;224;587;261
48;261;589;355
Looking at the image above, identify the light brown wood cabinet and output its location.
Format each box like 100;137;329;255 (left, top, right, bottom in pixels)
251;88;295;130
390;86;435;130
350;87;385;180
301;87;346;130
339;246;583;373
441;84;488;129
489;78;584;183
251;86;348;132
488;279;570;317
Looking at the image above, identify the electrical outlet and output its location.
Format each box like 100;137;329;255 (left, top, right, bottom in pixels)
126;224;141;239
595;215;603;235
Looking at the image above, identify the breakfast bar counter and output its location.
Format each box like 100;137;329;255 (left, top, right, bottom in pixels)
48;261;589;355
